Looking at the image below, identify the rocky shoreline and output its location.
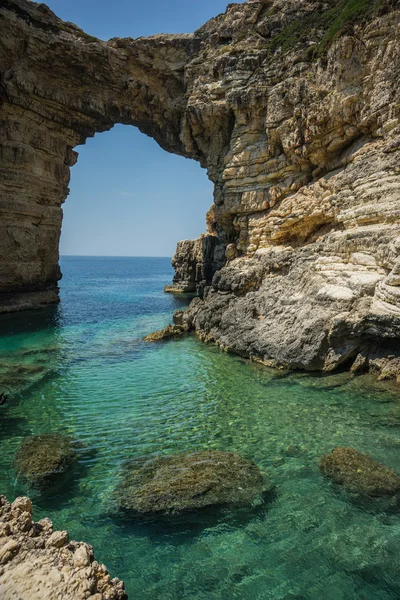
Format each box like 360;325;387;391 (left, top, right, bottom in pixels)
0;495;127;600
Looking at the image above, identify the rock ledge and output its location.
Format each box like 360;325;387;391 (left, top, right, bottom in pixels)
0;495;126;600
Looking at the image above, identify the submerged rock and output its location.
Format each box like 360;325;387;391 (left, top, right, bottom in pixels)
115;450;273;516
0;362;49;396
319;447;400;498
14;434;79;490
144;324;187;342
0;495;126;599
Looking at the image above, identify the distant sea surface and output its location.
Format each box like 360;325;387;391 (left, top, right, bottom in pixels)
1;256;400;599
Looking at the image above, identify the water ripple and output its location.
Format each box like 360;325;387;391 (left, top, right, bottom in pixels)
1;257;400;599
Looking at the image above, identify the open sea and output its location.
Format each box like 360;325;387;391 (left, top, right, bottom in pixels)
1;256;400;599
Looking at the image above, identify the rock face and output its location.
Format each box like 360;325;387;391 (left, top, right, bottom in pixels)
114;450;272;516
165;235;226;294
14;434;79;490
319;447;400;498
0;0;399;372
0;495;127;600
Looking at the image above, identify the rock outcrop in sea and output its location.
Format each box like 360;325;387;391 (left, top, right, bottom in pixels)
0;0;399;375
114;450;273;517
0;495;127;600
14;434;79;491
164;235;226;294
319;446;400;499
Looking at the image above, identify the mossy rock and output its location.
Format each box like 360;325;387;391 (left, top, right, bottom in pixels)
114;450;274;517
319;447;400;498
14;434;79;490
144;324;187;342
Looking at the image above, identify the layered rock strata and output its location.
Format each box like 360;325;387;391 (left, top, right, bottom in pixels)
1;0;399;372
0;495;126;600
164;235;225;294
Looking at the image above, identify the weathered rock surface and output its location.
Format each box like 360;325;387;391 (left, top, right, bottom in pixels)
0;0;399;372
180;0;400;374
0;495;127;600
14;434;79;490
114;450;273;516
319;447;400;498
165;235;226;294
143;323;187;342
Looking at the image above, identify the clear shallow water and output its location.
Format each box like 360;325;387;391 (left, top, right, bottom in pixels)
1;257;400;599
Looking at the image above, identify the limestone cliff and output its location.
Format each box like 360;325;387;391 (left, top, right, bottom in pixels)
164;235;225;294
0;0;399;373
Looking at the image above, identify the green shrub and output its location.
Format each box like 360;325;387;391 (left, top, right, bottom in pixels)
267;0;394;57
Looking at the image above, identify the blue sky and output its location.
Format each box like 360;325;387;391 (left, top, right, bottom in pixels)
45;0;231;257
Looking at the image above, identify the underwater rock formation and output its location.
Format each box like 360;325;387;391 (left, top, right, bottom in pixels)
0;495;127;600
0;0;399;372
319;447;400;498
114;450;272;516
0;363;48;398
14;434;79;490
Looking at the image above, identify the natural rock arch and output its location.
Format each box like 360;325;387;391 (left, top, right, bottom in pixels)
1;0;400;374
0;0;226;311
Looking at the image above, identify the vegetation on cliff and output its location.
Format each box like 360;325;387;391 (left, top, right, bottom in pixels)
268;0;397;55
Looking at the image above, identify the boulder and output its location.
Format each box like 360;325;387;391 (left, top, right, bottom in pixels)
319;447;400;498
114;450;273;516
14;434;79;490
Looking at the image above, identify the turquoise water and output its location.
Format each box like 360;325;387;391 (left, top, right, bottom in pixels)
1;256;400;599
